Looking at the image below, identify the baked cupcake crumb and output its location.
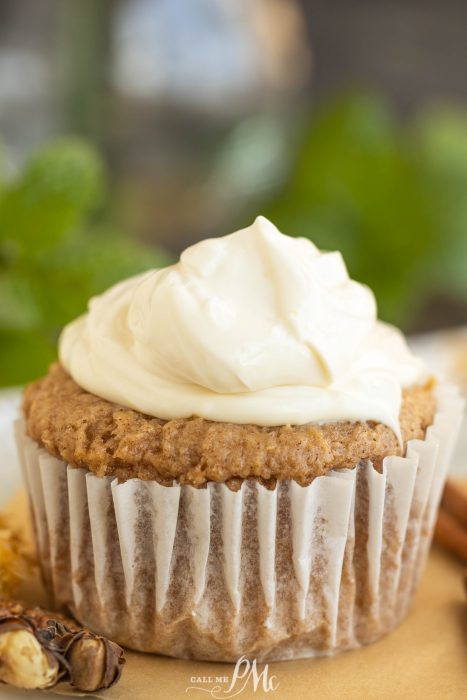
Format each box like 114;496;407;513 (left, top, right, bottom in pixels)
23;364;436;488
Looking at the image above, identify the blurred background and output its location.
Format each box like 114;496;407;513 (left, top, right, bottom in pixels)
0;0;467;386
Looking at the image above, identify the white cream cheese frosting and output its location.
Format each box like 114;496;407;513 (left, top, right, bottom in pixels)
59;216;426;436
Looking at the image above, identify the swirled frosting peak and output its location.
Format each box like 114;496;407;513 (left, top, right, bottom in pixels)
59;216;425;434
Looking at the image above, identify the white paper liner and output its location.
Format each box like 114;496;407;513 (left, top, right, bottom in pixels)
15;383;464;662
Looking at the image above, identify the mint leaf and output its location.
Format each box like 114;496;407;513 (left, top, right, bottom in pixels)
0;139;104;255
264;94;437;326
0;272;42;331
0;330;57;386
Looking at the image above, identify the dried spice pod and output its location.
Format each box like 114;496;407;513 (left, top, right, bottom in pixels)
0;601;125;692
0;615;62;689
0;601;78;630
62;629;125;692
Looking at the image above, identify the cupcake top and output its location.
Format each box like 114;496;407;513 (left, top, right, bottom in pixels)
59;216;425;438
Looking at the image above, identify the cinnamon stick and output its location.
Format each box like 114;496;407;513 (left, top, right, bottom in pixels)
434;509;467;562
441;480;467;530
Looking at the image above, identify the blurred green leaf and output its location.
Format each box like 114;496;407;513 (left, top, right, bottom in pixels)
0;137;172;386
0;330;56;387
264;94;437;325
35;228;173;327
415;107;467;180
257;92;467;328
0;272;42;331
0;143;5;200
413;107;467;296
0;138;104;255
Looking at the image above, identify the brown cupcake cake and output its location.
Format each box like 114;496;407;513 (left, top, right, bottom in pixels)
16;217;464;661
24;364;436;486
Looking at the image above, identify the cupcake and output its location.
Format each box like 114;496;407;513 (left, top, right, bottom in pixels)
16;217;463;661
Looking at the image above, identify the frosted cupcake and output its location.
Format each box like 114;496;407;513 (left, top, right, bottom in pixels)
17;217;463;661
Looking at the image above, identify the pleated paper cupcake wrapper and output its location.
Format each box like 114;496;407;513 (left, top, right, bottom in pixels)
15;383;464;662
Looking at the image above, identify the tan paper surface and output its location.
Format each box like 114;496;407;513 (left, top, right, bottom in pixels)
3;489;467;700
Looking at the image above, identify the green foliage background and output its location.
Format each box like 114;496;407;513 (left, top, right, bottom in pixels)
264;94;467;327
0;139;171;386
